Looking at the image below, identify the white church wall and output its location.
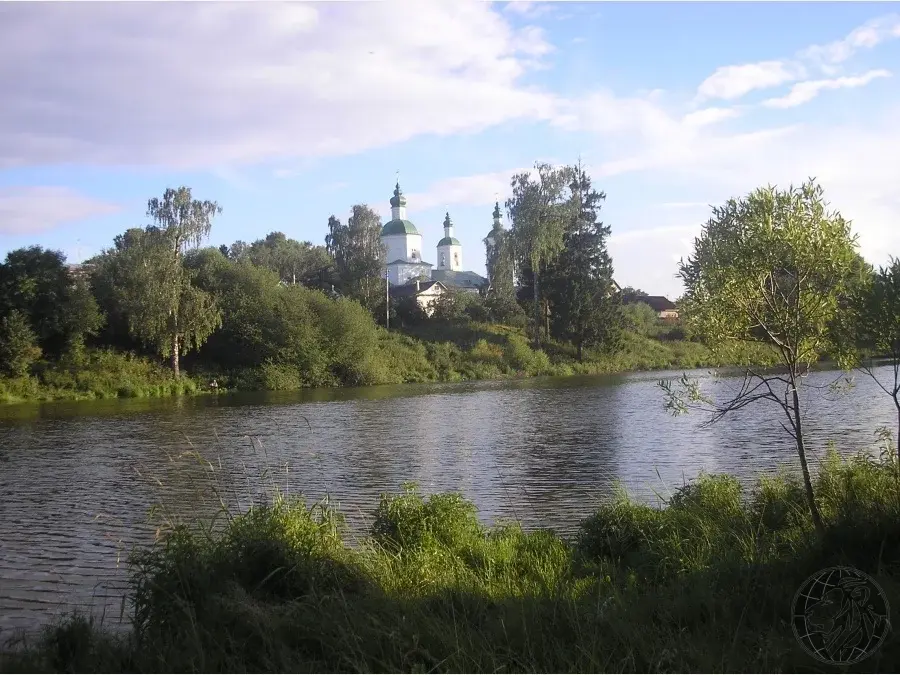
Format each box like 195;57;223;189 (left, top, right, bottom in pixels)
383;233;423;263
436;244;463;271
388;262;429;286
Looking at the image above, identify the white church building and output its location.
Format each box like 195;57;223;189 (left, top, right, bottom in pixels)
382;182;487;304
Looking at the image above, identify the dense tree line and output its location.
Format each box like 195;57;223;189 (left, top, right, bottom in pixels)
3;171;893;417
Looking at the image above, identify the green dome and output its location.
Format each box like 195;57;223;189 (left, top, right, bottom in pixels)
382;219;419;236
437;236;461;247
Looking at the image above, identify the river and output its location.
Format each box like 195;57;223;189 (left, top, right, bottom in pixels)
0;366;896;636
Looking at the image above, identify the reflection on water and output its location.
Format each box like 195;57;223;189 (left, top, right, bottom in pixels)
0;367;895;635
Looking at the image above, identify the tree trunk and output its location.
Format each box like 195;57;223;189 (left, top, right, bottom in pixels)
895;397;900;460
577;340;583;362
532;267;541;348
544;300;550;343
792;381;824;537
170;334;180;378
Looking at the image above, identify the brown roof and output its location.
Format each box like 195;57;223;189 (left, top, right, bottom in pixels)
623;294;677;312
643;296;677;312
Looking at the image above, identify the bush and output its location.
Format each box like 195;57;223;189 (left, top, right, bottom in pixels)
0;310;42;377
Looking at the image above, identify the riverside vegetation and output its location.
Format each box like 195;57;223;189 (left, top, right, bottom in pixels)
3;176;900;671
1;449;899;672
1;163;780;405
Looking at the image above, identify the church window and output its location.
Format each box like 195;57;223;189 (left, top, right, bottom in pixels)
453;253;459;267
440;253;446;267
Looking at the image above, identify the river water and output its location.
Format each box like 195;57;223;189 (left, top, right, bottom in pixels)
0;366;896;636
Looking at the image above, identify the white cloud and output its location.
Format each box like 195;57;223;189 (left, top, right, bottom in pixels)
0;187;120;235
406;167;532;211
503;1;556;20
800;14;900;66
682;107;741;128
697;61;802;101
696;14;900;103
0;2;560;169
762;69;891;109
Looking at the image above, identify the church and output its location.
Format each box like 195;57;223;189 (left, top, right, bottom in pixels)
381;182;489;310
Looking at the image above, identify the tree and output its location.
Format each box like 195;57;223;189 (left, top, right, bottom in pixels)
544;163;623;359
506;163;575;347
88;229;154;353
0;310;42;377
484;202;516;302
60;278;104;357
852;257;900;456
325;205;385;314
0;246;103;357
116;187;223;376
661;180;861;537
622;302;659;337
247;232;334;286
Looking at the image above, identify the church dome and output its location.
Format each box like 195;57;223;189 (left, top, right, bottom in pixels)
382;219;419;236
437;236;461;246
389;181;407;208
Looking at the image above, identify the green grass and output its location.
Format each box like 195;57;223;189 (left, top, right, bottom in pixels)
3;449;899;672
0;349;205;404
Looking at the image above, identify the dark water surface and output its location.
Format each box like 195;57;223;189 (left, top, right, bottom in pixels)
0;366;896;635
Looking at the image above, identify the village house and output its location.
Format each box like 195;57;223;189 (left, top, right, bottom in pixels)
389;279;448;316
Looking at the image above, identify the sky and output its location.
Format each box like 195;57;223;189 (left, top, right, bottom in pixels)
1;1;899;300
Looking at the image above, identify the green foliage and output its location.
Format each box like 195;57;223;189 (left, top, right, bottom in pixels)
326;205;385;313
622;302;659;337
0;247;104;357
544;162;623;358
850;258;900;446
674;179;863;535
483;201;516;304
243;232;334;287
0;349;198;404
428;289;480;324
0;309;42;377
507;163;577;345
679;180;860;369
6;454;900;673
111;187;224;375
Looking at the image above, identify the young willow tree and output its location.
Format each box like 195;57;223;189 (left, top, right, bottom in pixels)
117;187;223;376
661;180;860;536
506;163;575;347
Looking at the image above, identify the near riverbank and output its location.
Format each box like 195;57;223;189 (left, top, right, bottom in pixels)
2;450;898;672
0;324;776;405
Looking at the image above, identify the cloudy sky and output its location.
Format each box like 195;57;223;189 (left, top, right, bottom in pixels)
1;1;898;299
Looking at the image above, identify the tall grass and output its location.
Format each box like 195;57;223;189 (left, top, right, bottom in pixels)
0;349;202;404
3;448;899;672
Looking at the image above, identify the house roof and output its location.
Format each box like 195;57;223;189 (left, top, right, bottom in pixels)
627;295;677;312
431;269;487;289
387;258;433;267
391;280;447;297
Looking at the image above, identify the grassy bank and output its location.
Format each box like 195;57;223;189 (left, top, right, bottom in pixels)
0;349;205;404
1;322;777;405
3;449;899;672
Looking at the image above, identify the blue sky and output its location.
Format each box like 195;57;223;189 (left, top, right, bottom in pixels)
1;1;899;299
